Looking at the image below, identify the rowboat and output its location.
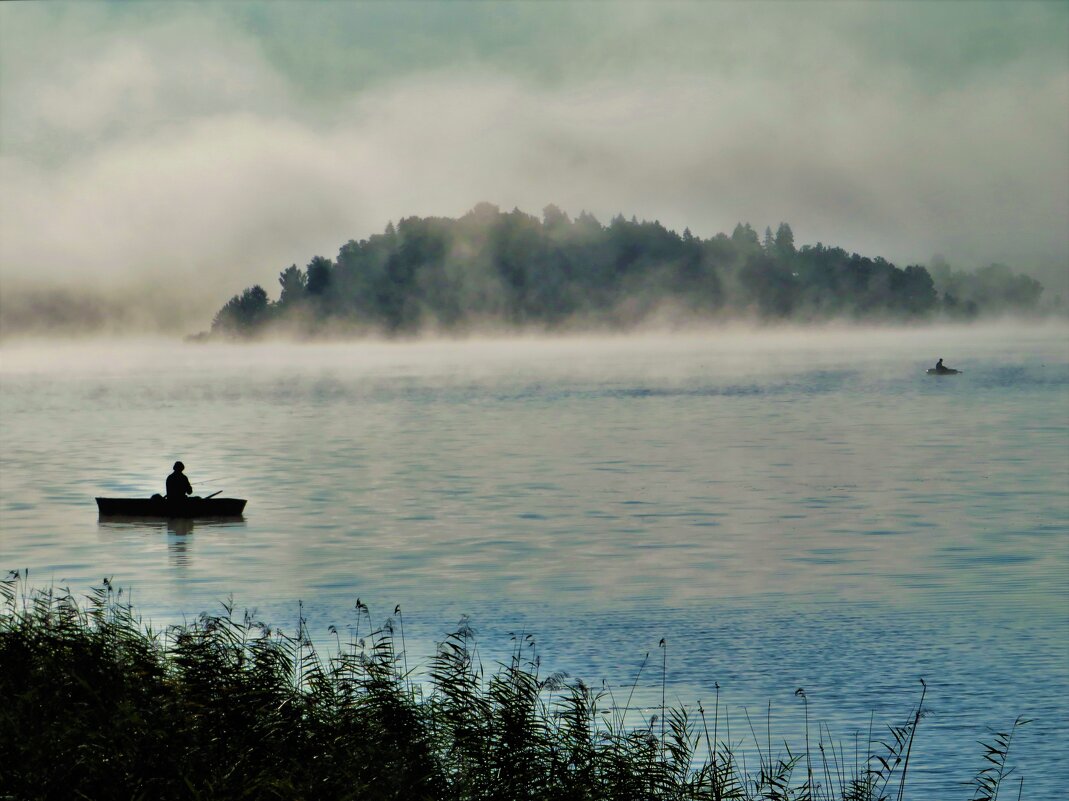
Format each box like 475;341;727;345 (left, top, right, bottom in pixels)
926;368;961;375
96;496;247;517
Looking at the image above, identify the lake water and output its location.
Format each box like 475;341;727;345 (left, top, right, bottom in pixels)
2;323;1067;796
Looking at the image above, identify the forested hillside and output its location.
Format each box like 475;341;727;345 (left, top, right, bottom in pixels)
208;203;1045;337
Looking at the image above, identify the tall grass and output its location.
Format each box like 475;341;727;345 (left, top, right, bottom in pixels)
0;571;1028;801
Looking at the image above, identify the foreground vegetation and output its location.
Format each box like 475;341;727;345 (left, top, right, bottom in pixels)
1;572;1028;801
208;203;1047;338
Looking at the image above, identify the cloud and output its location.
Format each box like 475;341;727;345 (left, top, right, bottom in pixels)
1;1;1066;334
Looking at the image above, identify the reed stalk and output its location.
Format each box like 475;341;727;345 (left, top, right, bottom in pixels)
0;572;1034;801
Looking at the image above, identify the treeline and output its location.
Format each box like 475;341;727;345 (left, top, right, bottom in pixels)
209;203;1045;337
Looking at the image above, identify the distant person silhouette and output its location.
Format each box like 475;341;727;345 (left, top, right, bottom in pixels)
166;461;193;501
935;358;944;371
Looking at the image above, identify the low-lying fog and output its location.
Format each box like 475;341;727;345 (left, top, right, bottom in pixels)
2;321;1064;381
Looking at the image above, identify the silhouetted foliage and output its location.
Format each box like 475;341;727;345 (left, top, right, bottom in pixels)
277;264;306;305
929;258;1044;317
211;285;268;336
775;222;796;257
207;204;1045;337
0;573;1033;801
305;255;333;297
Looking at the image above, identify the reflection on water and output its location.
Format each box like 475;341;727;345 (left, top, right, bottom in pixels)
2;326;1068;796
97;516;246;568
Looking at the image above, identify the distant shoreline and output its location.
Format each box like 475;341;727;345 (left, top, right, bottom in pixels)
191;205;1055;341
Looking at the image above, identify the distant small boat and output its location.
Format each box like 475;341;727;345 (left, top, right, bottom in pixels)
96;496;247;517
926;368;961;375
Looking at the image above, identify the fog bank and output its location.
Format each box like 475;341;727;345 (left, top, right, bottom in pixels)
2;2;1066;333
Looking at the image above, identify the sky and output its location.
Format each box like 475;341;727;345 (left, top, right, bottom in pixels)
1;1;1067;332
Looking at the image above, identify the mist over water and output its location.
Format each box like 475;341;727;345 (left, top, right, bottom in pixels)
2;323;1067;794
3;1;1066;790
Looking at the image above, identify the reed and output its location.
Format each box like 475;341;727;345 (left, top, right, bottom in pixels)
0;571;1030;801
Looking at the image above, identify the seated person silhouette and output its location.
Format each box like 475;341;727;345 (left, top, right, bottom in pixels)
935;358;949;373
166;461;193;501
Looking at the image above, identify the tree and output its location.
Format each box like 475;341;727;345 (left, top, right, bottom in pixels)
774;223;795;256
762;226;775;253
731;223;759;249
542;204;570;233
575;210;602;233
211;285;269;335
899;265;937;315
739;253;796;317
278;265;306;305
306;256;333;296
468;202;500;223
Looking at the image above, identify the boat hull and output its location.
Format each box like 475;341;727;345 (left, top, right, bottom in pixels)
926;368;960;375
96;497;247;517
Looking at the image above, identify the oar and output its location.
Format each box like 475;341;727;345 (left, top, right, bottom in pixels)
204;490;223;500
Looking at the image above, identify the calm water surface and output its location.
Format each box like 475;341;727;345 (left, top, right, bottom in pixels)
2;324;1067;796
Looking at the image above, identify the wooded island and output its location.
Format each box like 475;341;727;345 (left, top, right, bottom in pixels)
209;203;1045;338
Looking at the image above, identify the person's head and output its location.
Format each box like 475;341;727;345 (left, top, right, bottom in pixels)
173;461;185;472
